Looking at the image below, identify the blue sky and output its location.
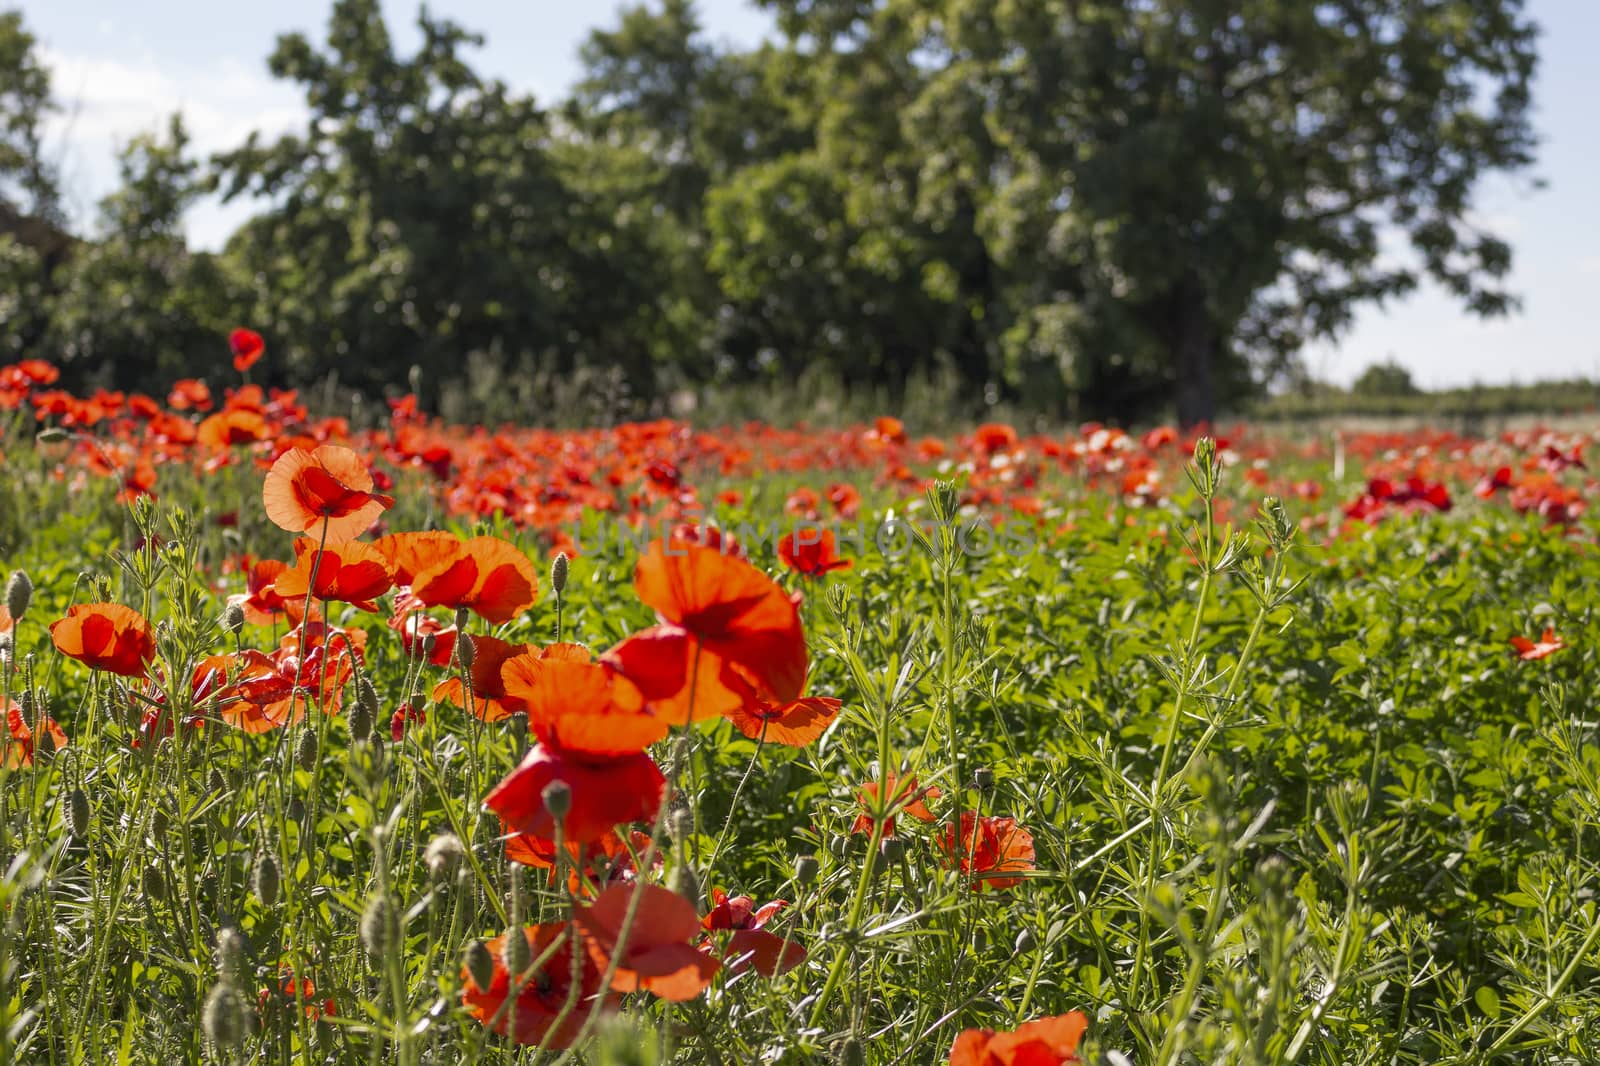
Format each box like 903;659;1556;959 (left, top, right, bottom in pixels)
21;0;1600;387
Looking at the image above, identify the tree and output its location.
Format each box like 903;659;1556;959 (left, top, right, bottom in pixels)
759;0;1539;424
1352;359;1420;398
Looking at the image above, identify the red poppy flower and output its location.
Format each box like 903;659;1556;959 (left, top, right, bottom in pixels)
501;645;669;755
196;408;269;449
50;603;157;678
272;538;395;612
949;1012;1087;1066
167;378;213;412
777;529;853;578
227;559;295;626
390;702;425;742
460;923;617;1048
937;813;1036;891
574;883;721;1001
872;416;907;444
4;703;68;768
259;966;335;1022
395;612;457;666
410;535;539;624
0;605;12;637
262;445;394;543
972;422;1019;454
230;328;265;373
485;744;666;845
702;889;806;977
505;824;658;897
726;694;840;747
432;634;537;722
372;530;464;585
850;772;941;837
1511;627;1565;661
626;540;808;721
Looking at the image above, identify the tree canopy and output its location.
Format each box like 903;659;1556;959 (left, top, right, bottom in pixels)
0;0;1541;425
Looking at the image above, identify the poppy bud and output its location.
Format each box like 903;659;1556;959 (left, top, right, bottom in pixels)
253;852;281;908
424;833;465;883
456;634;475;669
215;927;247;980
202;983;247;1050
36;725;58;761
348;697;374;744
356;676;380;718
295;729;319;772
668;806;694;844
1014;928;1036;954
151;806;169;840
5;570;32;621
222;603;246;635
501;926;531;980
973;767;994;792
208;768;227;795
464;939;495;992
143;864;167;902
541;780;572;825
837;1036;865;1066
879;836;905;863
34;426;68;444
551;552;569;595
421;631;437;657
360;895;394;959
287;796;306;824
454;607;471;631
65;788;90;838
795;854;819;886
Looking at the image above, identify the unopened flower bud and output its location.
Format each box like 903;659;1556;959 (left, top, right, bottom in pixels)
1014;928;1036;954
294;729;318;772
253;852;280;908
5;570;32;621
421;631;437;656
501;926;531;980
456;634;475;669
202;982;247;1049
222;602;246;635
464;939;495;991
215;928;247;980
208;768;227;795
668;806;694;844
837;1035;865;1066
143;864;167;901
795;854;820;886
551;552;569;595
151;806;169;839
541;780;572;825
360;895;394;959
454;607;471;631
973;767;994;792
34;426;68;444
65;789;91;838
348;696;374;743
879;836;905;863
670;863;700;905
424;833;465;882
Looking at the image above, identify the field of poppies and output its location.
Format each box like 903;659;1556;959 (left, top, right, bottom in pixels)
1;349;1598;1065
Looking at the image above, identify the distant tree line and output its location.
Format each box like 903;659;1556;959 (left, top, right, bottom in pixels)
0;0;1539;425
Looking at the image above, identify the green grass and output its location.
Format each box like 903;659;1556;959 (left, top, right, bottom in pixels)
1;426;1598;1066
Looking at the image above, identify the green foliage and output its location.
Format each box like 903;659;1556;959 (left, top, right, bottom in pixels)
1353;360;1423;398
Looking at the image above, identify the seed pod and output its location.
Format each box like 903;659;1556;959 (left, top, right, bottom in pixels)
464;940;495;992
456;634;476;669
294;729;318;772
5;570;32;621
879;836;905;863
973;767;995;792
253;852;281;908
795;854;820;886
1014;928;1036;954
142;864;168;902
221;603;246;635
501;926;531;980
541;781;572;825
551;552;569;595
202;983;247;1050
65;789;91;838
360;895;393;959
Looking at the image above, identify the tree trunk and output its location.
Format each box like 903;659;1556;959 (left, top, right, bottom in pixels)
1173;286;1215;429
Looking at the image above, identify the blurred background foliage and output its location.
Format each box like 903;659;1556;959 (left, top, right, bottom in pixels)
0;0;1545;426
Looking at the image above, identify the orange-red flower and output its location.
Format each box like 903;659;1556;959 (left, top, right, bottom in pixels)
937;813;1036;891
262;445;394;543
50;603;157;678
505;824;658;896
410;535;539;623
485;744;666;845
196;408;269;448
624;539;808;722
702;889;806;977
193;651;305;733
273;538;396;612
461;923;616;1048
726;694;840;747
372;530;464;585
777;529;852;577
850;772;941;837
574;883;720;1001
432;634;537;722
949;1012;1087;1066
230;328;265;373
501;644;670;756
1511;627;1565;661
4;703;68;767
227;559;294;626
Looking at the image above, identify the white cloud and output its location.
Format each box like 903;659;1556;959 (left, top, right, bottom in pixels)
40;47;305;249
